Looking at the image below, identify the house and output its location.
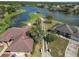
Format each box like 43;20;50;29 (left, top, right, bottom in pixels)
0;26;33;57
48;24;79;41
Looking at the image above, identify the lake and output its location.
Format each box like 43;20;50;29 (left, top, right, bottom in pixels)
52;11;79;26
11;5;49;27
11;5;79;27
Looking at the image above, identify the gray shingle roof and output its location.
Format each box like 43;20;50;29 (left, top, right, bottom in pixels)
51;24;78;34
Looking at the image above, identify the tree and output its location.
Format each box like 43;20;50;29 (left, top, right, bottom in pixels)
7;6;16;14
46;15;53;20
44;33;56;43
27;19;44;43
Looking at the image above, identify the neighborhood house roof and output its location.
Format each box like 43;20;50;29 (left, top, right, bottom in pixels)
6;34;33;52
50;24;79;41
0;26;33;52
0;26;30;42
51;24;78;34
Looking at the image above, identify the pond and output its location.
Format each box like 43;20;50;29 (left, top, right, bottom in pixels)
52;11;79;26
11;5;79;27
11;5;49;27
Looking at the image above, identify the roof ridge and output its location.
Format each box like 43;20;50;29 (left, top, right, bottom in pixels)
74;26;79;33
66;24;73;34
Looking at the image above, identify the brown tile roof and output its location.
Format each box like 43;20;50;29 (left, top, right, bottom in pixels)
0;26;33;52
0;26;30;42
6;34;33;52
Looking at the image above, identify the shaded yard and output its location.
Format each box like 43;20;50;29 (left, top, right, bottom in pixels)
48;34;69;57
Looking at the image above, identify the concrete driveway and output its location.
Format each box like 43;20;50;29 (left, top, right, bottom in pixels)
65;40;79;57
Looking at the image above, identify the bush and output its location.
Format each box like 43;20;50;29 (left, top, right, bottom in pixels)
44;33;56;42
46;15;53;20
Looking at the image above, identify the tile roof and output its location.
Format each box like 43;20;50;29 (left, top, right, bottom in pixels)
0;26;33;52
6;34;33;52
0;26;30;42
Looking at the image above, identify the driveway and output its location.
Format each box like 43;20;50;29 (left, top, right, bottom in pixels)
65;40;79;57
40;17;52;57
56;34;79;57
41;39;51;57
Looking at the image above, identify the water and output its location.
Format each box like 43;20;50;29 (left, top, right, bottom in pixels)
11;5;79;27
11;5;49;27
52;11;79;26
23;5;49;16
11;12;30;27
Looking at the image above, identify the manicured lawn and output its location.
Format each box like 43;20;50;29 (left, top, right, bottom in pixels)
22;13;42;25
44;18;63;31
48;34;69;57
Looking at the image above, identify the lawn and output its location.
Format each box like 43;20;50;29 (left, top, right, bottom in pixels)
30;42;41;57
77;48;79;57
44;20;63;31
43;16;63;31
0;9;25;33
48;34;69;57
23;12;42;25
0;46;4;52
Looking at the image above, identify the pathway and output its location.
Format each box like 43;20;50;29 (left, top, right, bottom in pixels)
40;17;51;57
65;40;79;57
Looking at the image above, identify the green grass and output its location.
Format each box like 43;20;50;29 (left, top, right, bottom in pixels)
44;19;63;31
0;9;25;33
0;46;4;52
48;34;69;57
22;13;42;25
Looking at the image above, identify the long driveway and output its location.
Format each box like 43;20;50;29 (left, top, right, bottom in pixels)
40;17;51;57
56;34;79;57
65;40;79;57
41;38;51;57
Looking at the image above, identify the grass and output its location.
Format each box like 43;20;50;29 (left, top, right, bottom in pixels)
77;48;79;57
0;9;25;33
22;13;42;25
0;46;4;52
30;42;41;57
48;34;69;57
43;16;63;31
